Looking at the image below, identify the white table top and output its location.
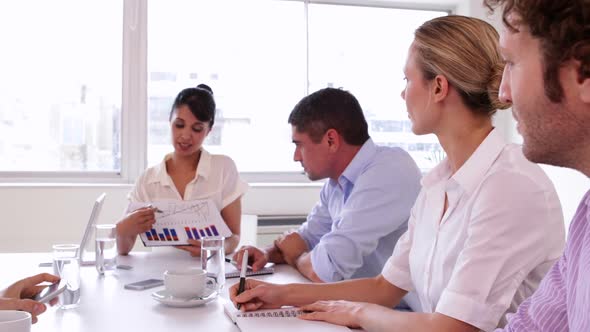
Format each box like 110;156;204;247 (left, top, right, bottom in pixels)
0;251;309;332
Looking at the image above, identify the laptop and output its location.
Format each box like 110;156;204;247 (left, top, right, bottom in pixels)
39;193;107;267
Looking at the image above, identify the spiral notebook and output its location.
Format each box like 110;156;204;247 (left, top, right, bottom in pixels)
223;261;275;279
223;300;350;332
225;266;274;278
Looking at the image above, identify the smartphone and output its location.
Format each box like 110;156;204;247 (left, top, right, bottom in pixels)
34;281;67;303
124;279;164;290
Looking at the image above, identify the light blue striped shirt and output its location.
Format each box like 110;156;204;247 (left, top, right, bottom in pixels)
298;138;422;282
498;190;590;332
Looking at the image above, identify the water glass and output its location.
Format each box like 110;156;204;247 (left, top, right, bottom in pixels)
95;224;117;274
201;237;225;291
52;244;81;309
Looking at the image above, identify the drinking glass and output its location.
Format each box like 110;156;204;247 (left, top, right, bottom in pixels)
201;237;225;291
52;244;81;309
95;224;117;274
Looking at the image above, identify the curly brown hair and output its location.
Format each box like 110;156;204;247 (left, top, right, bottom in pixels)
484;0;590;103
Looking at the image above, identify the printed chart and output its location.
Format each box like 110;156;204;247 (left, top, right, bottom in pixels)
127;199;231;247
144;224;222;242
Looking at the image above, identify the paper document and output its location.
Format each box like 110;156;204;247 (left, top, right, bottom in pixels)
127;199;231;247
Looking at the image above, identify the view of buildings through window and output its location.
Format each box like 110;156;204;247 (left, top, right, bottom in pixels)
0;1;446;176
147;0;307;172
0;1;122;172
307;4;446;169
147;1;446;172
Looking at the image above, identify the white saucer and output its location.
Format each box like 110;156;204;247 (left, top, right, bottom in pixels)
151;287;218;308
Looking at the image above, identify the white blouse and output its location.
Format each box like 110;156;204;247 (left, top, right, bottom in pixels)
129;149;248;211
382;129;565;331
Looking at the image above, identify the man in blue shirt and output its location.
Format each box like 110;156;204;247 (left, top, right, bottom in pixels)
236;88;421;283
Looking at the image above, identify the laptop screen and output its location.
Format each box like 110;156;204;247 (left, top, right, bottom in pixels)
78;193;106;264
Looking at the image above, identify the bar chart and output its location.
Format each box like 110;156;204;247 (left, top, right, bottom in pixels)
184;225;220;240
131;199;232;246
144;225;221;243
145;228;180;242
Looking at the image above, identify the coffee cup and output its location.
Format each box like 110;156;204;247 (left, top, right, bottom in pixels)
0;310;31;332
164;267;209;299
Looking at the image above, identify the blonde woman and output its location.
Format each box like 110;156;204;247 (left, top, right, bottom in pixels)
230;16;565;332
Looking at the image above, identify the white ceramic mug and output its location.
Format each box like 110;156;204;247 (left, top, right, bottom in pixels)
0;310;32;332
164;268;209;299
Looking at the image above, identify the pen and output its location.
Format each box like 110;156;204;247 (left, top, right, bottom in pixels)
225;257;253;270
146;204;163;213
236;249;248;310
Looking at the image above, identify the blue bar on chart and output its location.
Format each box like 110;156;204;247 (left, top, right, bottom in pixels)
205;227;212;237
184;227;193;240
163;228;172;241
158;233;165;241
211;225;219;236
145;231;153;241
192;228;200;240
170;229;179;241
151;229;159;241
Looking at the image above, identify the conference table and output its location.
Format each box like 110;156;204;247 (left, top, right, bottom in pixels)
0;251;311;331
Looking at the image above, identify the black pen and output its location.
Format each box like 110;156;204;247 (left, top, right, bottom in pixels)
225;257;253;270
146;204;163;213
236;249;248;310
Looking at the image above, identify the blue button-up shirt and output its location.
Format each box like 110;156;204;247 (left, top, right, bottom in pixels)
298;138;422;282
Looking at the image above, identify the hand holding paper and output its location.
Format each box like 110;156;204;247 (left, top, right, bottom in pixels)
126;199;231;247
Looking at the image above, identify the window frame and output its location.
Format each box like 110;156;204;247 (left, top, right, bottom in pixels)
0;0;457;184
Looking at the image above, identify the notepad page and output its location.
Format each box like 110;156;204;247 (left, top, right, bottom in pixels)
223;301;350;332
225;266;275;278
235;315;350;332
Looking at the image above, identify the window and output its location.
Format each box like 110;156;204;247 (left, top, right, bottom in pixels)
147;1;446;173
147;0;306;172
1;0;449;182
0;1;123;173
308;4;445;169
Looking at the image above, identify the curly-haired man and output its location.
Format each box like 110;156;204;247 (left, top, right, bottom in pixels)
485;0;590;331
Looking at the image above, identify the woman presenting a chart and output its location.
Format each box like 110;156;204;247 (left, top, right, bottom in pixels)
116;84;248;257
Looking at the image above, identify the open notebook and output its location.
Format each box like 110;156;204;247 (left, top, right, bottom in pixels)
223;299;350;332
224;262;274;279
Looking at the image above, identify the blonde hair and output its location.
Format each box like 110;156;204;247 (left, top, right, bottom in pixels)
413;15;511;115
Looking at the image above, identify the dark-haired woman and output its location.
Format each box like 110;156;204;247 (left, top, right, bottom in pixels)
116;84;247;256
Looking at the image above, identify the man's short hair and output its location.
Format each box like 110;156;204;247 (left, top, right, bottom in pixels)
485;0;590;102
288;88;370;145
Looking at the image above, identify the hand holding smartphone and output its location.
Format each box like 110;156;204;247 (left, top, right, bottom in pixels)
34;281;67;303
